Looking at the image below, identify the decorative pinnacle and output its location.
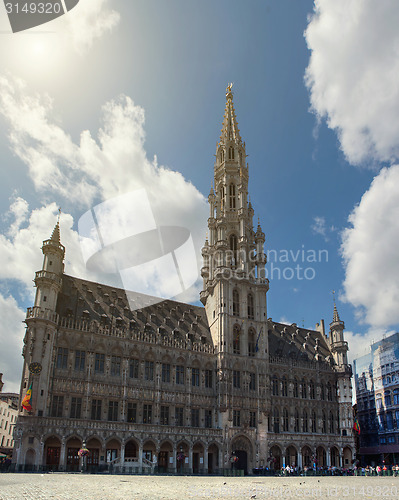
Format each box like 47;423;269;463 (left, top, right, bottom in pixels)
226;83;233;100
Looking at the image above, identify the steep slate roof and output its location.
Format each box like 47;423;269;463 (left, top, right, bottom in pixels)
56;275;213;348
268;321;335;366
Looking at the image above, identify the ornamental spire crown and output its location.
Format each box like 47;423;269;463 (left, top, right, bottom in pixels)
219;83;242;146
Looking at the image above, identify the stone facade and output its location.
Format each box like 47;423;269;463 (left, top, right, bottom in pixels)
13;87;354;474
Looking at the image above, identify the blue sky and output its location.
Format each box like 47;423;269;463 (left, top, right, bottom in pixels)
1;0;399;392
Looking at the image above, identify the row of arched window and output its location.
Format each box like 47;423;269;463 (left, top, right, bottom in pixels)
271;375;335;401
270;408;337;434
220;146;237;163
233;324;257;355
232;290;254;319
219;183;237;211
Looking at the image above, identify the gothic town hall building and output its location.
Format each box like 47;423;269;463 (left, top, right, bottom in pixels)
13;87;354;474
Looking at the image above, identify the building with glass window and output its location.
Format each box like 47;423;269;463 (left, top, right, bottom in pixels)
0;376;18;457
354;333;399;465
13;86;354;474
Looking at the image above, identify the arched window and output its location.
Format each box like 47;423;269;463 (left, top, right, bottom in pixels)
248;328;256;357
301;379;307;399
327;382;332;401
283;408;289;431
220;149;225;162
232;289;239;317
247;294;254;320
229;146;235;160
329;411;334;434
273;407;280;433
293;378;298;398
230;234;238;266
233;324;241;355
229;184;236;209
281;377;288;397
294;409;299;432
311;410;316;433
302;410;308;433
309;380;315;399
272;375;279;396
220;186;225;211
387;411;393;430
322;411;327;433
320;384;325;400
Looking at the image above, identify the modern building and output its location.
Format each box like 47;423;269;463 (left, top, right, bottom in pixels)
354;332;399;465
0;375;18;457
13;86;354;474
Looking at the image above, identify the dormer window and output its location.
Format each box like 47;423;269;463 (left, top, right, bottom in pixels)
220;149;225;162
229;146;234;160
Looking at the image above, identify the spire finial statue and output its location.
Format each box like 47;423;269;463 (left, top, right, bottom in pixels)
226;83;233;100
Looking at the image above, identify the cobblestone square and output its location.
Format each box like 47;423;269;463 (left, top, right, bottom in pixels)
1;474;399;500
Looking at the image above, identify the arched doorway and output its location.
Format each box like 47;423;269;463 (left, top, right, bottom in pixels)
125;439;138;461
158;441;173;473
176;441;189;474
316;446;326;468
269;445;282;471
25;449;35;471
66;437;82;472
285;446;297;468
86;437;101;472
44;436;61;471
193;442;204;474
106;438;120;465
143;440;156;463
343;446;352;469
208;443;219;474
330;446;339;467
231;436;252;475
301;446;312;468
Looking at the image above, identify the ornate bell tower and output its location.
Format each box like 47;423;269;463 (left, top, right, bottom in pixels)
329;302;353;441
19;220;65;419
200;85;270;466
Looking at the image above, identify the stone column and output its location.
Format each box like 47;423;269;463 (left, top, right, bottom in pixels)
59;437;66;471
38;438;45;470
189;444;193;474
326;447;331;467
139;442;143;468
120;441;125;466
172;443;177;473
204;444;208;474
298;450;302;470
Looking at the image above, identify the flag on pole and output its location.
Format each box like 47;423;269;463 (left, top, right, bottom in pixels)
255;328;263;352
21;383;33;412
353;416;360;434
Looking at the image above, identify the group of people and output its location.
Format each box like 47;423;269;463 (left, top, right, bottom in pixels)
0;457;11;472
280;465;354;476
354;464;399;476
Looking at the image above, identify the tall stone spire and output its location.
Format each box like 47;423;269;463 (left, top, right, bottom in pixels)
220;84;242;146
50;221;61;244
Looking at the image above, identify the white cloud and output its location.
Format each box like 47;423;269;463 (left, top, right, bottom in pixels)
0;293;25;393
64;0;120;53
341;165;399;327
311;216;326;237
305;0;399;166
0;75;207;304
